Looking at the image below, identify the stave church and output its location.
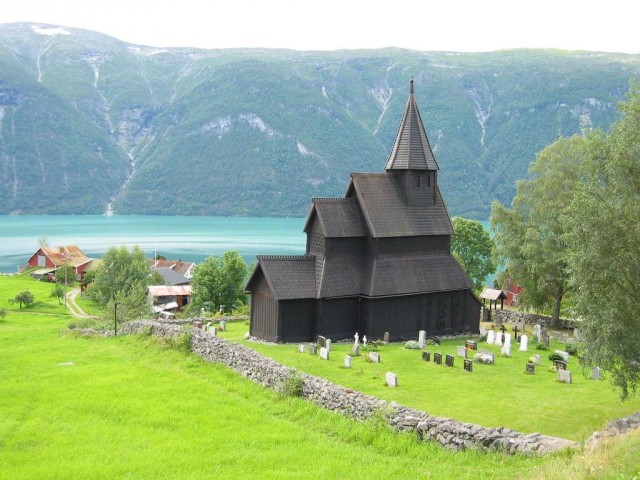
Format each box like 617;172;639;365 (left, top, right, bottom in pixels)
245;80;481;342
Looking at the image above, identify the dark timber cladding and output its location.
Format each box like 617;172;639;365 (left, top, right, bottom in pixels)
245;79;481;342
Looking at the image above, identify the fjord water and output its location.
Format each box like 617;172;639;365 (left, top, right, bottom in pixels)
0;216;306;273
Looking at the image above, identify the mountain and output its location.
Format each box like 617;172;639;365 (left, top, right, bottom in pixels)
1;23;638;218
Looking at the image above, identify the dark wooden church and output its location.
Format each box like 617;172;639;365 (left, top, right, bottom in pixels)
245;81;481;342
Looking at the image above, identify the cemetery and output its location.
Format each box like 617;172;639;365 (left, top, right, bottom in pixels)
216;320;640;443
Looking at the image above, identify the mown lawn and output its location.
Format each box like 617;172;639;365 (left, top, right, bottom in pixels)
220;322;640;441
0;274;70;316
0;312;552;480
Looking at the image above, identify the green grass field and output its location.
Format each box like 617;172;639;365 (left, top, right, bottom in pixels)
221;323;640;442
0;274;70;316
1;275;639;479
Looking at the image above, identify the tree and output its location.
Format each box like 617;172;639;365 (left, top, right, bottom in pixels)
55;264;76;286
11;290;35;309
50;283;65;305
451;217;496;291
566;82;640;399
491;135;585;326
191;251;248;313
87;246;153;321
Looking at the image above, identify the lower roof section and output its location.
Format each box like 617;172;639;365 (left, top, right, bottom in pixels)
250;255;317;300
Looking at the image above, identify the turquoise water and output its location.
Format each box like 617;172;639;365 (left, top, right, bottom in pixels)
0;216;307;273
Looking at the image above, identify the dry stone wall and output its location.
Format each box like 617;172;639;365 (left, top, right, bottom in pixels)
122;320;577;455
493;310;579;329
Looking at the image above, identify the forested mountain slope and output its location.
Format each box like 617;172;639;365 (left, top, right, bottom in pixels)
1;23;638;218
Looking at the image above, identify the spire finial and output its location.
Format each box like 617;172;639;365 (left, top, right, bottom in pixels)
410;78;414;94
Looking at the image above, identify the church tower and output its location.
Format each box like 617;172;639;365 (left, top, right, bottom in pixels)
385;79;439;207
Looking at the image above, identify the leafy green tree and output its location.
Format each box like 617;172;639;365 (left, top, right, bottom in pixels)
11;290;36;309
88;246;153;321
491;135;585;326
451;217;496;291
55;264;76;286
191;251;248;313
50;283;65;305
566;83;640;399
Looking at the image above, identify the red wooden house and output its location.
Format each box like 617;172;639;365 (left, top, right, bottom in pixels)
27;245;94;280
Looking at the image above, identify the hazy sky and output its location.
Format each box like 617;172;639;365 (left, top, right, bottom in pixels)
2;0;639;53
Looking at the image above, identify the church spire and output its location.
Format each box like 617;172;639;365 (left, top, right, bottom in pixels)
385;80;438;171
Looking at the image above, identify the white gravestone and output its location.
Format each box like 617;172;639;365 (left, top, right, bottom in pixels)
591;367;601;380
486;331;496;345
320;347;329;360
206;322;212;331
533;354;541;365
534;324;542;342
210;327;217;336
457;345;467;358
504;333;512;346
326;339;332;351
352;344;360;356
385;372;398;387
362;336;367;347
369;352;380;363
480;326;487;337
519;335;528;352
555;350;570;363
418;330;427;349
344;355;352;368
298;344;305;353
501;343;511;357
558;370;572;384
219;320;226;331
495;332;503;346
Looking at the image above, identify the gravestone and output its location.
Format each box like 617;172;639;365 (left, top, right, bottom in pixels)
555;350;570;363
541;327;548;339
495;332;503;346
369;352;380;363
434;353;442;365
542;336;550;348
533;354;541;365
445;355;455;367
309;345;317;355
318;335;327;348
557;370;572;384
457;345;467;358
501;343;511;357
418;330;426;349
206;322;212;331
504;333;512;346
326;339;332;351
422;351;431;362
219;320;226;331
320;347;329;360
383;332;390;345
344;355;352;368
533;324;542;342
525;363;535;374
386;372;398;387
465;340;478;350
479;326;487;337
474;351;495;364
363;335;368;347
193;320;202;329
210;326;217;336
298;343;305;353
486;331;496;345
519;335;529;352
553;360;567;371
464;359;473;372
352;344;360;356
591;367;601;380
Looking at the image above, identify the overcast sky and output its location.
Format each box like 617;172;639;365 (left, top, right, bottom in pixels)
2;0;639;53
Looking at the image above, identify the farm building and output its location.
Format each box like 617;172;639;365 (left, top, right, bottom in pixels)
245;81;481;342
26;245;95;281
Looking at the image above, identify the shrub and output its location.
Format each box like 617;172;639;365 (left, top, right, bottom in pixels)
548;353;565;362
564;343;578;356
0;307;6;319
279;368;304;397
404;340;421;349
536;343;549;351
478;334;487;342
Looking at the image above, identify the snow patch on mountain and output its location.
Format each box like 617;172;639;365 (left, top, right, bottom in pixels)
32;26;71;37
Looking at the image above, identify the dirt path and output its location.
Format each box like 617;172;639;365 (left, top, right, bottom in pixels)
65;288;92;318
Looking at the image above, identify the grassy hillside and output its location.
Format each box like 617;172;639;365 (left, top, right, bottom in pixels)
1;24;639;218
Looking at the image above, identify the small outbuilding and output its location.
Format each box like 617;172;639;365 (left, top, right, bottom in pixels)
479;288;507;311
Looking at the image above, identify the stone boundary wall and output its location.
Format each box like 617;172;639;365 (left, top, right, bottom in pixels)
121;320;576;455
586;411;640;446
155;315;249;326
493;310;579;329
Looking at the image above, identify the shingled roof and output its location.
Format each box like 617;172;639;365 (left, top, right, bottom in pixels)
348;173;454;237
385;79;438;172
365;254;472;297
304;198;368;238
250;256;317;300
